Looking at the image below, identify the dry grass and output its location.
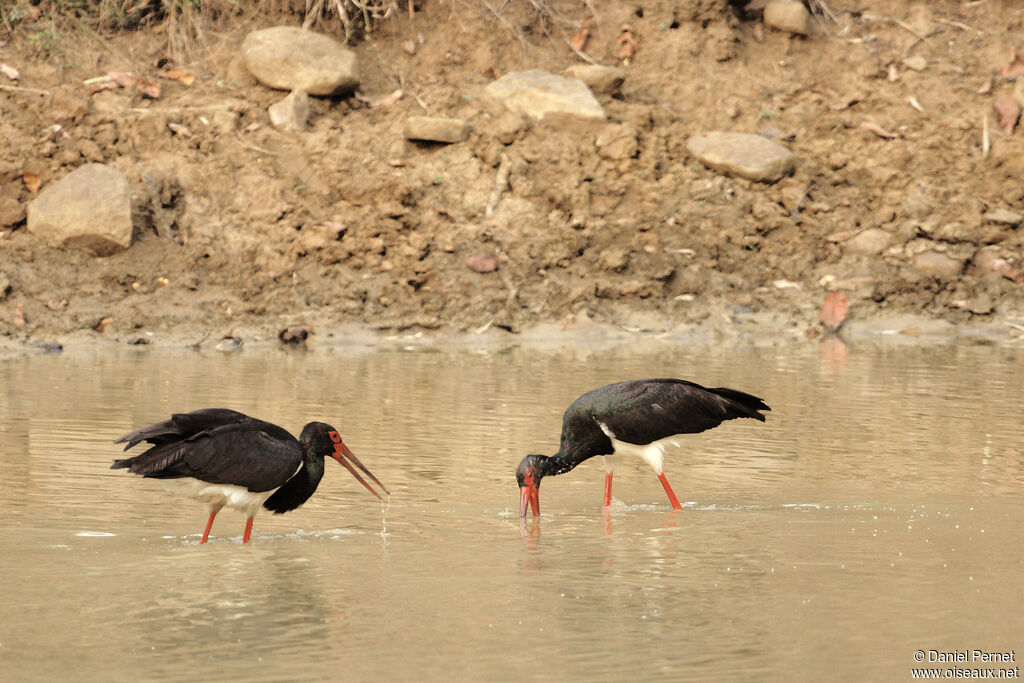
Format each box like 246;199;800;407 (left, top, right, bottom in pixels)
1;0;407;63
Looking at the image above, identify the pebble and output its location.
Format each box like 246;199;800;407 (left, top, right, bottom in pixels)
983;208;1022;226
843;228;892;256
595;123;639;160
26;163;132;255
268;89;309;132
0;196;25;227
687;131;796;182
764;0;811;36
484;70;605;121
563;64;626;96
403;116;471;144
902;55;927;72
242;26;358;95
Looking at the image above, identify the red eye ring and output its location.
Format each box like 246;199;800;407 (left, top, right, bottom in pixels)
328;430;342;443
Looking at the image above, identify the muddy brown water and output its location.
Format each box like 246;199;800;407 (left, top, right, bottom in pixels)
1;341;1021;680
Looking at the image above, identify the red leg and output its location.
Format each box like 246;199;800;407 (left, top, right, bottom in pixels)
201;509;218;544
603;471;614;508
243;517;254;543
657;472;683;510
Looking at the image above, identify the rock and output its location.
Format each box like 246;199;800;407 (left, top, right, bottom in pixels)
492;110;525;144
984;208;1023;226
483;70;605;122
599;248;629;272
26;163;132;255
268;89;309;132
563;64;626;96
213;108;239;135
278;325;312;344
595;123;639;160
972;247;1022;282
912;250;964;279
966;292;994;315
687;131;796;182
467;254;499;273
902;55;927;72
764;1;811;36
844;228;892;255
242;26;358;95
403;116;470;144
0;196;25;227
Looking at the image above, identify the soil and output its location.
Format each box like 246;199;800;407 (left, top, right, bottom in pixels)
2;0;1024;352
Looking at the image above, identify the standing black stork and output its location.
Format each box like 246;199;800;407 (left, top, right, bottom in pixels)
516;378;769;517
112;408;388;543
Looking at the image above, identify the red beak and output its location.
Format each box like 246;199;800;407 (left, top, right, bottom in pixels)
519;483;539;518
331;441;389;499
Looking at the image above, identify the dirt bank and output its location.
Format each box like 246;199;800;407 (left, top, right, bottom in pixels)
2;1;1023;351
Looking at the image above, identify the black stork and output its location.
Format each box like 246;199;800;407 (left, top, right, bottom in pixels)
515;378;769;517
112;408;388;543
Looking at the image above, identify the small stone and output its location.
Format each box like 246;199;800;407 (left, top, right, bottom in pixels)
764;0;811;36
483;70;605;122
467;254;500;273
0;196;25;227
401;40;417;55
967;292;994;315
687;131;796;182
26;163;132;255
403;116;470;144
599;248;629;272
912;250;964;279
595;123;639;160
984;208;1023;226
268;89;309;132
492;110;525;145
279;325;312;344
902;55;927;71
242;26;359;95
213;109;238;135
843;228;892;255
563;64;626;96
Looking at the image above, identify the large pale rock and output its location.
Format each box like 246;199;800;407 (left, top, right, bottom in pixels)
403;116;470;143
563;64;626;96
268;89;309;132
687;131;795;182
484;70;605;121
764;0;811;36
242;26;358;95
27;163;132;255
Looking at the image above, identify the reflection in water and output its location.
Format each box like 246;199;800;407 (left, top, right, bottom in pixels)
0;342;1022;679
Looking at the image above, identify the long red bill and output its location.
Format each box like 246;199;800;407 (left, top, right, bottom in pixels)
331;441;389;499
519;484;539;518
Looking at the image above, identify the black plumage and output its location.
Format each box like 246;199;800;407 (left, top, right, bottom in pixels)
112;408;388;543
516;378;769;517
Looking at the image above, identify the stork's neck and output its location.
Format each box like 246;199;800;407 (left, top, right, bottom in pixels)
263;454;325;513
544;448;590;477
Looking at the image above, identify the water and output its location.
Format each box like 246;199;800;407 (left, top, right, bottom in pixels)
1;340;1022;680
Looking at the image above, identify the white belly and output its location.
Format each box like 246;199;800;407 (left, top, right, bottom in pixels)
158;478;276;516
598;422;682;475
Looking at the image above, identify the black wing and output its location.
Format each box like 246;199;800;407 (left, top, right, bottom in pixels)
570;378;769;448
114;408;259;450
112;413;302;492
